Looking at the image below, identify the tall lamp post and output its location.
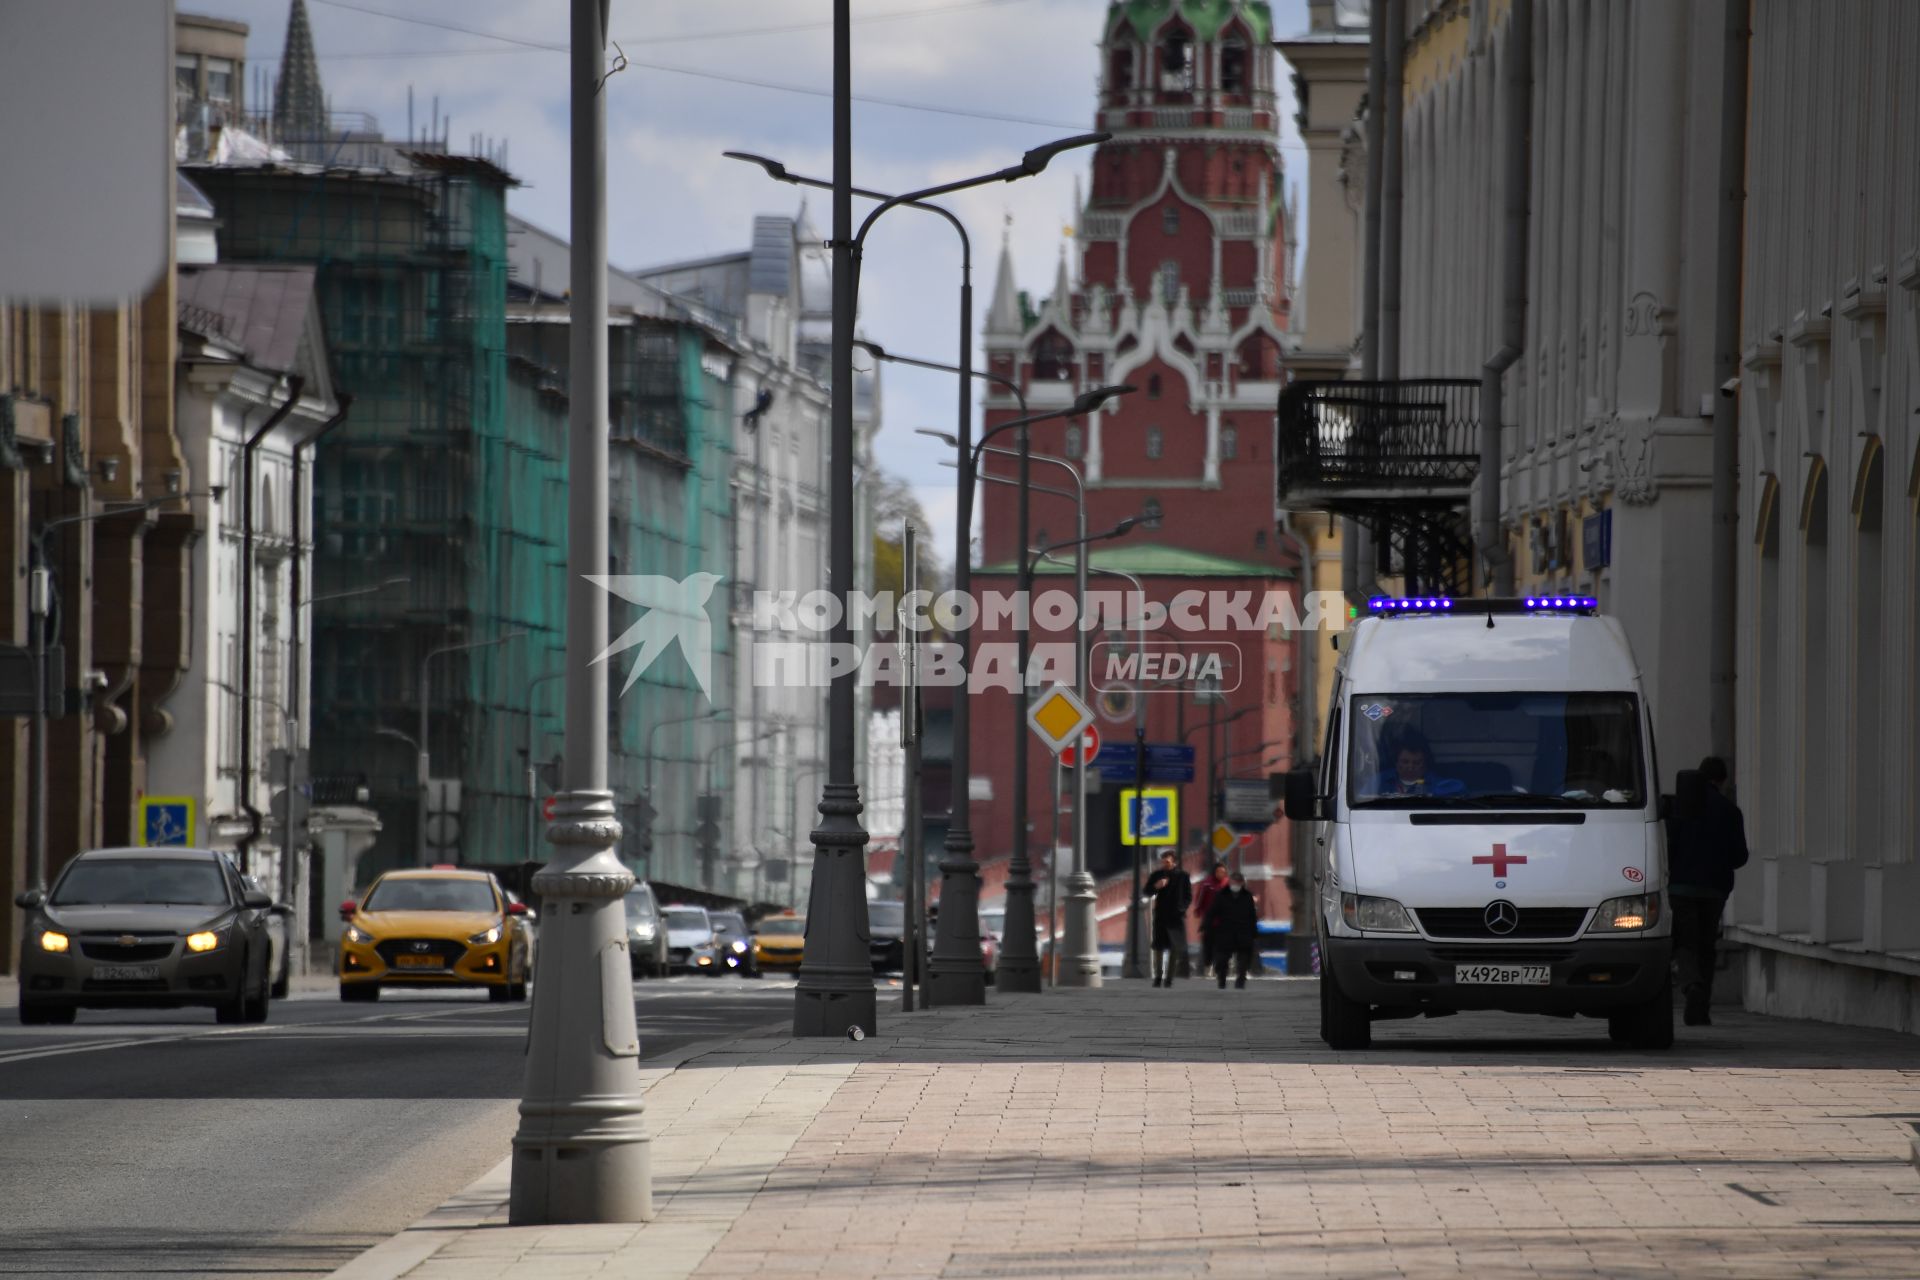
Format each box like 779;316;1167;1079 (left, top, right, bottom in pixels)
418;631;524;864
730;54;1105;1029
510;0;647;1225
725;123;1107;1026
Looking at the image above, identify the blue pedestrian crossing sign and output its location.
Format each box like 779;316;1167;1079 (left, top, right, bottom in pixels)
139;796;195;847
1119;787;1178;846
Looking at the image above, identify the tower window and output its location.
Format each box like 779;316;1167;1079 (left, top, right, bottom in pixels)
1146;427;1163;460
1064;426;1083;459
1142;498;1163;529
1161;32;1194;93
1158;261;1180;305
1162;204;1180;235
1221;41;1248;95
1148;374;1162;399
1109;48;1133;93
1032;331;1075;382
1221;425;1238;461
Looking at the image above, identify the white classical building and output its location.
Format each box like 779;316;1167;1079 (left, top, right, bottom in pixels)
1279;0;1920;1031
636;212;880;904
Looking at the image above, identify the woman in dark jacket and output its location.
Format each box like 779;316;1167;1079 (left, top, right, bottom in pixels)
1202;872;1259;988
1142;852;1192;986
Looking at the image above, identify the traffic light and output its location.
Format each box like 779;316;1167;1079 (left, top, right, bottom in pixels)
694;793;722;886
631;792;656;856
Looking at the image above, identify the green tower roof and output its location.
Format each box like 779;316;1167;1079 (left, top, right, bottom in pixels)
1108;0;1272;46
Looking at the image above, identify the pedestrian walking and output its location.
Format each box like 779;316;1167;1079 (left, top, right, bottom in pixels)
1142;851;1191;987
1203;871;1258;988
1667;757;1750;1026
1190;861;1228;977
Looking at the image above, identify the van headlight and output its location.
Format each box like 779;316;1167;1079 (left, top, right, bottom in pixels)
1587;894;1661;932
1340;893;1415;933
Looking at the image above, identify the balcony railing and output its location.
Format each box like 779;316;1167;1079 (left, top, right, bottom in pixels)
1276;378;1480;503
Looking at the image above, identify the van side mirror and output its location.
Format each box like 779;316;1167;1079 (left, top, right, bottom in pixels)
1282;769;1319;821
14;888;45;910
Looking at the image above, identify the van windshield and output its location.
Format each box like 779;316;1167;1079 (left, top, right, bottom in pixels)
1347;692;1644;809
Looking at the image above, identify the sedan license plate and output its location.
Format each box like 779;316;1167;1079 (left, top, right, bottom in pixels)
93;964;159;981
1454;963;1550;985
394;954;443;969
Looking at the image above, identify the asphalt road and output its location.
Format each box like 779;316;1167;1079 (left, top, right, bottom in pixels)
0;975;793;1278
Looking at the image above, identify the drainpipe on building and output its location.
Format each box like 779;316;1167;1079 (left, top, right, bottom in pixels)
238;376;305;872
286;392;350;975
1479;0;1531;598
1708;0;1750;764
1350;0;1389;605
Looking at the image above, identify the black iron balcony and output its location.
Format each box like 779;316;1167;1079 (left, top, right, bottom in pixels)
1276;378;1480;508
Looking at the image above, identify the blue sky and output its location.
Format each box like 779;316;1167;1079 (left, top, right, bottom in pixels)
209;0;1310;570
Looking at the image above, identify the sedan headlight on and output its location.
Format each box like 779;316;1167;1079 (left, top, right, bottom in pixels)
1587;893;1661;932
630;921;656;940
345;924;375;945
39;930;70;953
1340;893;1415;933
186;929;226;953
469;924;502;945
730;940;748;954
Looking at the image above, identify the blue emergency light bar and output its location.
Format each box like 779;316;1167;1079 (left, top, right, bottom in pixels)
1368;595;1600;616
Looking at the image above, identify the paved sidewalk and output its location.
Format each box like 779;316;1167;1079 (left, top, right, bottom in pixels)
335;981;1920;1280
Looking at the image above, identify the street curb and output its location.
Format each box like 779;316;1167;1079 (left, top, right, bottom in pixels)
326;1016;795;1280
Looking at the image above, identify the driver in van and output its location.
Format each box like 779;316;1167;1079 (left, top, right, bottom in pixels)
1371;731;1466;797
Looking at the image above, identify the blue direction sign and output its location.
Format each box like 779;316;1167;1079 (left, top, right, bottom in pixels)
1095;742;1195;783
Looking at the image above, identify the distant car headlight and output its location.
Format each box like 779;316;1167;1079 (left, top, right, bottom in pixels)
1587;894;1661;933
186;929;225;953
1340;893;1415;933
469;924;502;945
630;921;656;940
39;930;69;953
730;939;748;954
345;924;375;945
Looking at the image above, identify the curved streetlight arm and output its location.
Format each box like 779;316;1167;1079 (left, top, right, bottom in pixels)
856;340;1025;412
968;464;1073;503
1181;705;1257;744
375;725;422;753
722;153;972;272
645;708;730;790
971;386;1135;473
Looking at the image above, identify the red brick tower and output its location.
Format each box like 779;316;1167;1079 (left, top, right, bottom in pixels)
968;0;1303;938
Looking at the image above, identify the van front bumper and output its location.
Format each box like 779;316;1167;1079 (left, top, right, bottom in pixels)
1325;934;1670;1014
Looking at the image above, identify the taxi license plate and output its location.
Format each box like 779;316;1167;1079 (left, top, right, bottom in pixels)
394;954;443;969
1454;963;1550;985
93;964;159;981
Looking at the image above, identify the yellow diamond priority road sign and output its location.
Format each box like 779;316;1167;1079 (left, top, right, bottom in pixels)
1210;822;1238;855
1027;684;1096;756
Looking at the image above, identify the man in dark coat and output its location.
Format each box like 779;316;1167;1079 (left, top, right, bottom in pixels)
1202;871;1259;988
1190;862;1229;977
1667;756;1750;1026
1142;851;1192;987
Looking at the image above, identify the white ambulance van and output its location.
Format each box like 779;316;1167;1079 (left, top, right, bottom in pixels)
1283;595;1673;1049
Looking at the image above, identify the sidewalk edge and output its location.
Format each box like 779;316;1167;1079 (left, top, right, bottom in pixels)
326;1020;787;1280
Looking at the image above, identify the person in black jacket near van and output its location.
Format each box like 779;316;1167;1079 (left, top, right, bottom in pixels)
1203;871;1259;988
1667;757;1750;1026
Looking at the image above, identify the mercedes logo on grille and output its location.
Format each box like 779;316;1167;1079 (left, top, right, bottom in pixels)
410;941;431;953
1483;900;1519;935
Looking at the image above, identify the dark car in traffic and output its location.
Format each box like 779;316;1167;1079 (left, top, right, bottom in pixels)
14;847;275;1025
868;898;906;973
708;910;757;977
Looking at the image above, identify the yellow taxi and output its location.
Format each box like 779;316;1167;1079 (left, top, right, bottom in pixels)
751;911;805;973
338;867;531;1002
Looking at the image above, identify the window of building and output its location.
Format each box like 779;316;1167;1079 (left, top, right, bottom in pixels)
206;57;235;104
1160;30;1195;94
1142;498;1163;529
1032;330;1075;382
1221;40;1248;94
1221;424;1238;461
1109;48;1133;93
1148;373;1162;399
175;54;198;96
1158;261;1180;306
1162;204;1180;236
1801;468;1831;849
1145;427;1163;460
1064;426;1083;459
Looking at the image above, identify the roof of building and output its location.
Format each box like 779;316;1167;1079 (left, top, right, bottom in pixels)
1107;0;1273;45
977;544;1292;578
177;263;319;374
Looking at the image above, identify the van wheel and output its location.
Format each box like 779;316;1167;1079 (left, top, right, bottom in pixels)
1612;981;1674;1050
1321;965;1371;1050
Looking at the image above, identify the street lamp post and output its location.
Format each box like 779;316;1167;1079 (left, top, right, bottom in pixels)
510;0;647;1225
729;46;1107;1028
418;631;524;865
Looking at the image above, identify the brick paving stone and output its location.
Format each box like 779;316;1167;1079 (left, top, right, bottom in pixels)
334;982;1920;1280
